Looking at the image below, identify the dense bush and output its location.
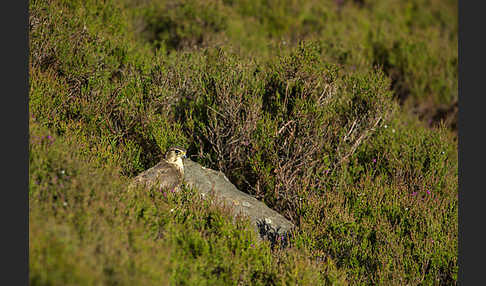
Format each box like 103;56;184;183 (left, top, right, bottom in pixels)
29;0;457;284
133;0;457;130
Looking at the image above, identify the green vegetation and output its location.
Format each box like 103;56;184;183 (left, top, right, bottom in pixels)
29;0;457;284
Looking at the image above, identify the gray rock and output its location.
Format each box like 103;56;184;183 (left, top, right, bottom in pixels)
183;159;295;245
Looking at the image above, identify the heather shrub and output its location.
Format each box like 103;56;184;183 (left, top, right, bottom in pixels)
165;43;392;215
29;0;457;284
139;0;228;52
292;114;458;284
29;118;333;285
130;0;458;129
163;44;457;284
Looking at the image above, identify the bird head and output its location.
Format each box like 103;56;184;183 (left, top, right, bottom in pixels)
165;146;187;164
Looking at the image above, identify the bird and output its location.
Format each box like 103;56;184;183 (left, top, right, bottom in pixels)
130;146;187;192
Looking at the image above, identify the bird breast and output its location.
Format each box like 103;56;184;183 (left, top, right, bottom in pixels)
172;158;184;175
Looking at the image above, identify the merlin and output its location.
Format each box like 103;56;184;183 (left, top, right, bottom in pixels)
131;146;187;192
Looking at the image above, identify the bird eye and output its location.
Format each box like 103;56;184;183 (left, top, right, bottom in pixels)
175;150;180;154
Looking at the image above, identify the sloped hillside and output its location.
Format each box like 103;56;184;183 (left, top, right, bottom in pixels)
29;0;458;285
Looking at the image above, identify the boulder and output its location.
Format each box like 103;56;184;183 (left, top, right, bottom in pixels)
183;159;295;245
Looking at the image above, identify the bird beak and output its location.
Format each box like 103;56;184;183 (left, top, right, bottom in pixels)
183;154;187;159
